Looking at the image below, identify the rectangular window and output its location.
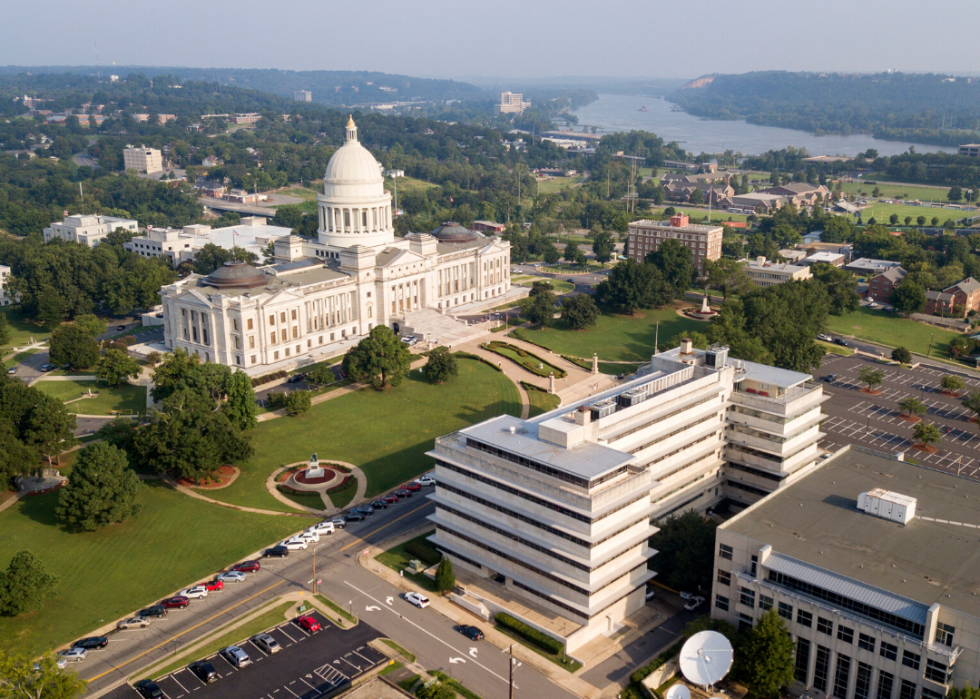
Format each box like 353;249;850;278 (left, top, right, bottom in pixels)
818;617;834;635
877;671;894;699
759;595;773;611
292;327;298;339
797;609;813;627
778;602;792;620
719;543;733;560
291;309;297;320
280;312;286;323
855;662;873;699
250;355;256;364
738;613;753;634
899;680;916;699
717;569;731;587
274;351;279;360
834;653;851;699
284;348;290;357
281;329;287;342
715;594;729;612
858;634;875;653
880;642;898;662
936;623;955;648
233;319;239;331
270;332;276;344
814;646;831;692
269;314;275;325
247;318;253;330
838;626;854;644
795;638;811;683
739;588;755;608
235;355;241;366
921;690;944;699
924;659;948;684
249;336;255;349
902;651;920;671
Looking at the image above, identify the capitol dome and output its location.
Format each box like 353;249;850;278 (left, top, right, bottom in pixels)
317;117;394;249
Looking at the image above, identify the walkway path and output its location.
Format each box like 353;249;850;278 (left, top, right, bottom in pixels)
162;476;317;518
263;461;367;516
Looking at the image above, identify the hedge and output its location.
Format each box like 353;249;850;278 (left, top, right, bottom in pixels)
494;612;563;655
630;639;685;685
251;370;288;387
325;475;352;494
404;538;442;566
520;380;549;394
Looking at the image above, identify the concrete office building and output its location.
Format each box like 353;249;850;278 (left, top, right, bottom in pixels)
294;90;312;102
497;92;529;114
429;341;825;652
745;258;813;286
627;214;723;269
713;446;980;699
43;214;139;247
123;145;163;173
958;144;980;157
125;217;292;267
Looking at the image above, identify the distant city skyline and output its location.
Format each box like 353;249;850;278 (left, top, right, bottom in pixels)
2;0;979;81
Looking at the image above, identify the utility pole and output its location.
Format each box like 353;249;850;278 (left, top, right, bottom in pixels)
928;332;935;357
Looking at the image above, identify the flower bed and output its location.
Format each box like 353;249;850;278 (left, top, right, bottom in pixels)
326;475;352;494
177;465;239;489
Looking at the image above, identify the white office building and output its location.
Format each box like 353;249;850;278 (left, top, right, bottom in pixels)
123;145;163;173
428;341;826;652
125;217;292;268
0;264;12;306
43;214;139;247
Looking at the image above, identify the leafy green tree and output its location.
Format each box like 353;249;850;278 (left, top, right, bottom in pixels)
95;416;140;454
963;391;980;426
595;260;672;315
899;397;927;420
150;348;201;401
0;311;10;347
55;442;143;531
857;366;885;392
284;390;312;416
688;188;705;205
913;421;942;448
904;216;912;225
947;686;980;699
648;511;716;592
435;557;455;593
592;230;615;264
704;258;751;301
0;550;59;616
305;364;336;388
0;422;38;491
48;323;100;370
95;349;141;387
563;239;580;263
891;346;912;364
561;294;599;330
416;681;457;699
424;347;459;384
73;314;108;338
949;185;963;202
541;242;561;265
646;238;696;297
810;263;859;315
736;609;796;699
192;243;258;275
145;351;163;366
518;290;559;327
941;374;966;395
223;370;258;431
889;214;899;225
0;649;86;699
917;215;927;226
890;280;926;315
342;326;413;389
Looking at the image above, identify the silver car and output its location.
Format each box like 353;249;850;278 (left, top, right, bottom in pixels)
220;645;251;668
251;633;281;654
117;616;151;629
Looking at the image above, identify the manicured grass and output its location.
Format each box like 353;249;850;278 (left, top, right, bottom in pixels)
485;341;567;378
492;625;583;673
853;202;968;228
384;176;438;195
514;277;574;293
146;601;296;679
8;348;39;364
379;660;403;677
35;380;147;415
0;306;49;351
540;262;603;274
380;638;416;663
375;532;438;592
536;175;584;194
523;384;561;418
825;308;964;357
326;479;357;509
836;181;950;200
511;307;703;362
0;482;302;656
817;340;855;356
206;360;521;509
276;487;325;511
315;594;357;626
276;186;319;201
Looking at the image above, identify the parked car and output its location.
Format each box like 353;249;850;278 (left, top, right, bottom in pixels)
370;500;388;510
281;538;308;550
190;661;218;683
56;657;68;669
394;489;412;498
204;579;225;591
404;592;430;608
310;521;335;535
382;494;399;505
457;625;484;641
39;364;55;371
645;588;656;601
869;302;879;308
232;560;261;573
135;680;164;698
59;648;87;663
118;617;151;629
353;504;374;515
823;374;838;383
817;333;833;342
416;475;436;487
179;585;208;599
403;482;422;492
139;605;168;618
72;637;108;650
251;633;281;654
220;645;251;668
679;591;693;600
217;571;247;583
684;596;705;611
161;596;189;609
6;367;15;375
330;517;347;529
834;338;849;347
287;373;306;384
297;529;320;543
116;325;126;331
345;511;365;522
296;614;321;632
264;545;289;558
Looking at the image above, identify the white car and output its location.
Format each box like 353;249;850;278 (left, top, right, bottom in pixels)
404;592;430;609
179;585;208;599
415;475;436;487
645;588;656;601
869;302;879;308
297;529;320;543
309;521;335;535
281;538;308;550
684;596;705;611
817;334;833;342
59;648;87;663
217;571;247;584
117;617;151;629
56;657;68;669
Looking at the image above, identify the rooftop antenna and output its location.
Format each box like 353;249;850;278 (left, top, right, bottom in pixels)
95;41;100;82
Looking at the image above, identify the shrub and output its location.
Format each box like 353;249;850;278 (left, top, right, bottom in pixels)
495;612;563;655
404;538;442;566
630;639;685;685
122;335;139;346
325;475;352;494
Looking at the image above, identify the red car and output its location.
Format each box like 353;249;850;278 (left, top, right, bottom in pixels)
232;560;261;573
296;615;321;633
404;482;422;492
204;579;224;591
382;494;399;505
161;596;189;609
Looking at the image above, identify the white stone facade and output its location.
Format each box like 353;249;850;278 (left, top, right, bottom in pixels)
0;264;11;306
123;146;163;173
43;214;139;247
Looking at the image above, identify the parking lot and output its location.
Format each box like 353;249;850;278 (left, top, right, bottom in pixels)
815;354;980;479
104;611;385;699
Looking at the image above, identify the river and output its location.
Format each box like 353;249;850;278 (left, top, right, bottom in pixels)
570;94;957;157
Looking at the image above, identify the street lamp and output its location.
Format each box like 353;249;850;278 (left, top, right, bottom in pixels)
385;169;404;212
312;542;327;595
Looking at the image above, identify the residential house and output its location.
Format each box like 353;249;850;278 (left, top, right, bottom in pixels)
662;180;734;204
866;267;907;301
924;290;956;316
941;277;980;316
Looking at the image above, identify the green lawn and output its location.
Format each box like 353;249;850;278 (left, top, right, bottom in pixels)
375;532;439;593
384;176;438;195
276;186;319;201
0;482;301;656
525;386;561;418
35;380;147;415
536;175;584;194
836;181;950;201
205;359;521;509
513;277;574;293
852;202;967;228
512;307;704;362
326;479;357;509
485;341;566;378
825;308;964;356
1;306;48;351
276;487;325;511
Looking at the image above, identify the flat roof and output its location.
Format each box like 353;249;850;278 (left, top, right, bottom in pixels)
738;360;812;388
724;447;980;616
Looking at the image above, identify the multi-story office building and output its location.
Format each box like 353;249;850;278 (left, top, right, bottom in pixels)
958;144;980;157
497;92;529;114
745;258;813;286
43;214;139;247
428;341;826;652
294;90;312;102
713;445;980;699
123;145;163;173
627;214;723;269
0;264;12;306
125;217;291;267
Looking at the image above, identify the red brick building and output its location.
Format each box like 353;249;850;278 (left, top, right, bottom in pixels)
866;266;906;301
627;214;723;270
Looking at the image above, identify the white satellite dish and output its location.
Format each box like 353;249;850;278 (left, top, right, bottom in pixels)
666;685;691;699
680;631;734;687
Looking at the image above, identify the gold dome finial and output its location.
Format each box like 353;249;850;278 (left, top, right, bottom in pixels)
347;114;355;128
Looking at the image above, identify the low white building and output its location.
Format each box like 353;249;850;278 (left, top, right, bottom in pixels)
123;145;163;174
745;258;813;286
125;217;291;268
0;264;12;306
43;214;139;247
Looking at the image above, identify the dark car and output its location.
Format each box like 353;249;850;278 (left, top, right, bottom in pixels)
265;545;289;558
345;511;365;522
116;325;126;331
382;494;399;505
161;596;189;609
72;636;108;650
232;560;261;573
39;364;55;372
139;605;168;618
404;482;422;492
823;374;838;383
190;661;218;683
370;500;388;510
353;505;374;516
135;679;164;698
834;338;849;347
287;373;306;384
457;625;485;641
394;489;412;498
566;278;576;284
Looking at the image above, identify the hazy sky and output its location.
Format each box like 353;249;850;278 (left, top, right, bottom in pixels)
2;0;979;81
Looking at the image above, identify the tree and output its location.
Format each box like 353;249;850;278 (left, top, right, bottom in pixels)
284;390;312;416
518;290;559;327
542;243;561;264
305;364;336;388
648;511;716;592
592;230;616;264
145;351;162;366
150;348;201;401
647;239;696;297
342;326;413;389
73;314;107;338
688;188;705;205
563;239;580;263
595;260;672;315
55;442;143;532
947;686;980;699
891;346;912;364
0;649;86;698
417;681;457;699
0;550;59;616
905;216;912;225
963;391;980;425
889;213;899;225
913;421;942;448
95;349;141;387
941;374;966;396
704;258;751;301
561;294;599;330
949;185;963;202
917;215;926;226
0;311;10;348
899;397;927;420
223;370;258;431
891;280;926;315
736;609;796;699
48;323;100;370
424;347;459;384
435;557;455;593
810;263;859;315
857;366;885;393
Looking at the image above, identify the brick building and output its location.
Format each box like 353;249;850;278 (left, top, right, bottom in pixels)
627;214;723;269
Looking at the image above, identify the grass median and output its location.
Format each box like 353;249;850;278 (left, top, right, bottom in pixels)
825;307;963;357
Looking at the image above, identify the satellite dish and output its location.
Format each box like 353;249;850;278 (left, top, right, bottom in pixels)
680;631;734;687
666;685;691;699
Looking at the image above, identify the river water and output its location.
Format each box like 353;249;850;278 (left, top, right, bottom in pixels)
570;94;956;157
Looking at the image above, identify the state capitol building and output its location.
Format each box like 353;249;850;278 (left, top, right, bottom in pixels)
160;118;515;372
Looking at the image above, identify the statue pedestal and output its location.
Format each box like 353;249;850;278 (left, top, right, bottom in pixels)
306;465;325;480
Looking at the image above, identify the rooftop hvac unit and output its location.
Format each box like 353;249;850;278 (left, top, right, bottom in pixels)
857;488;916;525
590;399;617;420
705;344;730;368
617;389;647;408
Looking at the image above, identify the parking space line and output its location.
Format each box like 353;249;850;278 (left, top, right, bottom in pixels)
281;683;300;698
277;624;298;644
